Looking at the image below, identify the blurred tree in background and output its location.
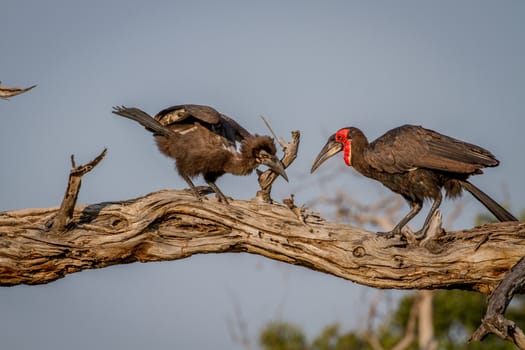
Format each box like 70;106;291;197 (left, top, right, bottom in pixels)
258;290;525;350
255;191;525;350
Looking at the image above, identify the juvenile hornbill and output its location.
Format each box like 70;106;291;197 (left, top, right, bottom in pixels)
311;124;517;237
112;104;288;203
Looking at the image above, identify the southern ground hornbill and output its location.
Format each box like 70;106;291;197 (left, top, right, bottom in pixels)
112;104;288;203
311;124;517;237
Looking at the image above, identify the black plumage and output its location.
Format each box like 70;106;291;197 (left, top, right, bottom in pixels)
311;124;517;237
112;104;287;203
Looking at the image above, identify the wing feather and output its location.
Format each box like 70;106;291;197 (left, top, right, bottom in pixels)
219;113;252;141
153;104;254;149
364;125;498;174
154;104;221;125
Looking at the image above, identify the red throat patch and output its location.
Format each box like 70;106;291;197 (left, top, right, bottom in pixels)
343;140;352;166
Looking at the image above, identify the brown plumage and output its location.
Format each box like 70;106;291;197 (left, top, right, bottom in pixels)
311;124;517;237
112;104;288;203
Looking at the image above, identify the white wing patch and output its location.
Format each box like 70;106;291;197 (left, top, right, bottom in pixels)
178;125;198;135
223;144;238;153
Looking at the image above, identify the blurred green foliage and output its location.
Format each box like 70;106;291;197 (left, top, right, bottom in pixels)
259;210;524;349
259;290;524;350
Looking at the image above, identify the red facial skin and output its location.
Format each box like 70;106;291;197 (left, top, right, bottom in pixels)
335;128;352;166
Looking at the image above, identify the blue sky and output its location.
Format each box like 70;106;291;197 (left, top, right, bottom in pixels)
1;1;524;349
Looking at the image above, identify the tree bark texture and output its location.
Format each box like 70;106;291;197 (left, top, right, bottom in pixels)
1;189;524;291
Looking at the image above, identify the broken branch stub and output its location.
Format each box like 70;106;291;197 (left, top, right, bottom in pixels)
49;148;107;233
256;130;300;202
0;81;36;99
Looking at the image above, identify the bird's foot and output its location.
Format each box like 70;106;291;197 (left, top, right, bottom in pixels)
215;193;231;204
186;186;214;200
204;182;232;205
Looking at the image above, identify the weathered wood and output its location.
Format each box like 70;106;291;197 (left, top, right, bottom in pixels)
50;149;107;233
0;81;36;99
256;130;300;202
470;256;525;348
0;189;523;291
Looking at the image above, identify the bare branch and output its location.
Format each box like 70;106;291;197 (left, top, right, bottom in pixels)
391;294;419;350
470;256;525;349
417;290;438;350
0;189;523;293
49;148;107;233
227;296;253;350
311;191;403;231
365;291;385;350
365;290;420;350
256;130;300;203
0;81;36;99
445;199;467;228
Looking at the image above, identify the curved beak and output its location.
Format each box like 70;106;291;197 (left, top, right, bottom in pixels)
310;135;343;173
262;156;289;182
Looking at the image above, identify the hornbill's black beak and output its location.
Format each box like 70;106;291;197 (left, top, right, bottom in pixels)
262;155;289;182
310;135;343;173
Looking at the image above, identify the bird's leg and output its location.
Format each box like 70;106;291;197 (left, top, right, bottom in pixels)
182;175;205;200
205;180;230;204
416;191;443;239
379;201;422;239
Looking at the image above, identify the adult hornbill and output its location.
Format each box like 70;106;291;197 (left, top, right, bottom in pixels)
112;104;288;203
311;124;517;237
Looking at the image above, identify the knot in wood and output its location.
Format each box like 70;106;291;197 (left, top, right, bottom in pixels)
109;217;127;230
393;255;404;267
352;246;366;258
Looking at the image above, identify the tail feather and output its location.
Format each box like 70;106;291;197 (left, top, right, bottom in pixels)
460;180;518;222
112;106;173;137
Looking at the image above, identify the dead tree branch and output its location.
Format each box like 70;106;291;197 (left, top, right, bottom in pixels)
256;130;300;202
391;295;419;350
470;256;525;349
357;199;439;350
365;291;385;350
0;189;523;292
0;81;36;99
49;149;107;233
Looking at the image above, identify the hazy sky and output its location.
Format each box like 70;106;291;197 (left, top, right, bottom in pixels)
1;1;524;349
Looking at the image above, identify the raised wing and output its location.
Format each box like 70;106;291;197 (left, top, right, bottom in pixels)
364;125;498;174
154;104;221;125
219;113;252;142
154;104;253;148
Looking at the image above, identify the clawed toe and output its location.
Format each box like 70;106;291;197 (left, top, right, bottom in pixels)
215;193;231;204
186;185;214;200
194;186;215;197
